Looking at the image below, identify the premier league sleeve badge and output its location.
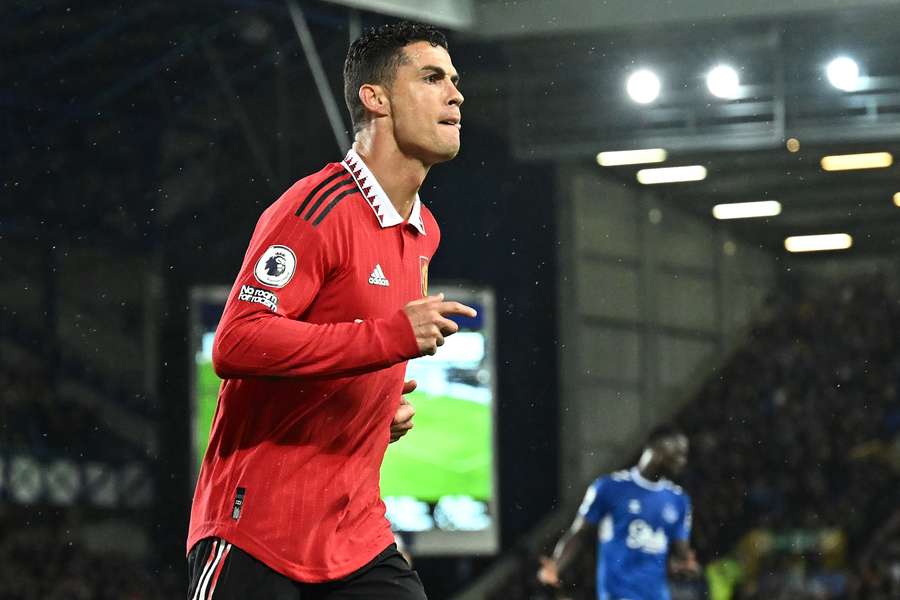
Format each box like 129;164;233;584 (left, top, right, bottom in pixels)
254;245;297;288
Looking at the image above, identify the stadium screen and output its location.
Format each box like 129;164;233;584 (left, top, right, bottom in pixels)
190;284;499;556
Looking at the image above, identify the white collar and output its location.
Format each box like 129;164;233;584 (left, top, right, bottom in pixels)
630;467;667;491
341;149;427;235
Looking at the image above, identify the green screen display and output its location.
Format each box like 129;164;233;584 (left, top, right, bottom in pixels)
380;388;491;501
194;353;220;474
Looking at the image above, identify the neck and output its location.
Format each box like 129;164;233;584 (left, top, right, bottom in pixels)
352;130;429;220
636;450;663;482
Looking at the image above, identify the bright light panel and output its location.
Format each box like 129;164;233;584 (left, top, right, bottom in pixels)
820;152;893;171
627;69;661;104
637;165;707;184
784;233;853;253
712;200;782;220
826;56;860;91
597;148;667;166
706;65;740;99
894;192;900;207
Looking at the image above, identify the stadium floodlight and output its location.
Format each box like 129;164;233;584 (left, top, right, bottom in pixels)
894;192;900;207
706;65;740;99
597;148;667;166
784;233;853;253
712;200;781;220
627;69;661;104
636;165;707;184
826;56;860;91
820;152;893;171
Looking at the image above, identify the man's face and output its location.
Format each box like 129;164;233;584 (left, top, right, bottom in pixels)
656;434;689;477
387;41;464;165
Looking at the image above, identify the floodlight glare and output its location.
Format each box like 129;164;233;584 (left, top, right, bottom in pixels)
826;56;860;91
636;165;707;184
820;152;892;171
597;148;667;166
712;200;782;220
784;233;853;253
706;65;740;99
627;69;661;104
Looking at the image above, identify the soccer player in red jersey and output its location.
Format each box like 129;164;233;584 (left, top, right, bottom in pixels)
187;22;472;599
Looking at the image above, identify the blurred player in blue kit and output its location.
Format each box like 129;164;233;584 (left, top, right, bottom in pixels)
538;426;700;600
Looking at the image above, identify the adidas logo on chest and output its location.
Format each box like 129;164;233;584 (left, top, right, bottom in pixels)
368;264;390;287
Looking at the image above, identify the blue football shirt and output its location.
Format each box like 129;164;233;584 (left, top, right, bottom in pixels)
579;467;692;600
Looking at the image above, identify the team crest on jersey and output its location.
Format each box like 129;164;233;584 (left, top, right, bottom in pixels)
662;503;679;524
626;519;669;554
419;256;429;297
254;245;296;288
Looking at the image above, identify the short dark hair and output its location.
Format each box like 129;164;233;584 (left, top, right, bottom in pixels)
646;424;685;447
343;21;448;133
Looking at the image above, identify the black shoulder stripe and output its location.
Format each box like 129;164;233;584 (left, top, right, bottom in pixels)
303;176;354;221
312;188;360;226
295;171;345;217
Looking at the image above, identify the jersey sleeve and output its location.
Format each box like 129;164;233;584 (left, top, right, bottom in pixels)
578;477;611;525
212;188;419;380
672;494;692;542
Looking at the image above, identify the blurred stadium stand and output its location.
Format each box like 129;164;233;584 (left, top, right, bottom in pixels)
469;274;900;599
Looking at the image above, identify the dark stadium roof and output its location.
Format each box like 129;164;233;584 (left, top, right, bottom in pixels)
5;1;900;255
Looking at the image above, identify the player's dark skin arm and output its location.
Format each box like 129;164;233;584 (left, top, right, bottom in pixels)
537;514;595;587
669;540;701;575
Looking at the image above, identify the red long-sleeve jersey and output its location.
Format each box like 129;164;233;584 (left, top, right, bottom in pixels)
187;149;439;582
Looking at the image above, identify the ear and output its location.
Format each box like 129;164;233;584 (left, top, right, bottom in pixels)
358;83;390;119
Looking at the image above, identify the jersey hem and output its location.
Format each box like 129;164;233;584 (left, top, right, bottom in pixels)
187;522;396;583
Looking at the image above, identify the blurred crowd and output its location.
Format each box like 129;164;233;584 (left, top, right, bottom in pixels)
491;274;900;599
854;507;900;600
1;336;166;597
0;511;177;600
677;274;900;599
0;355;108;458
